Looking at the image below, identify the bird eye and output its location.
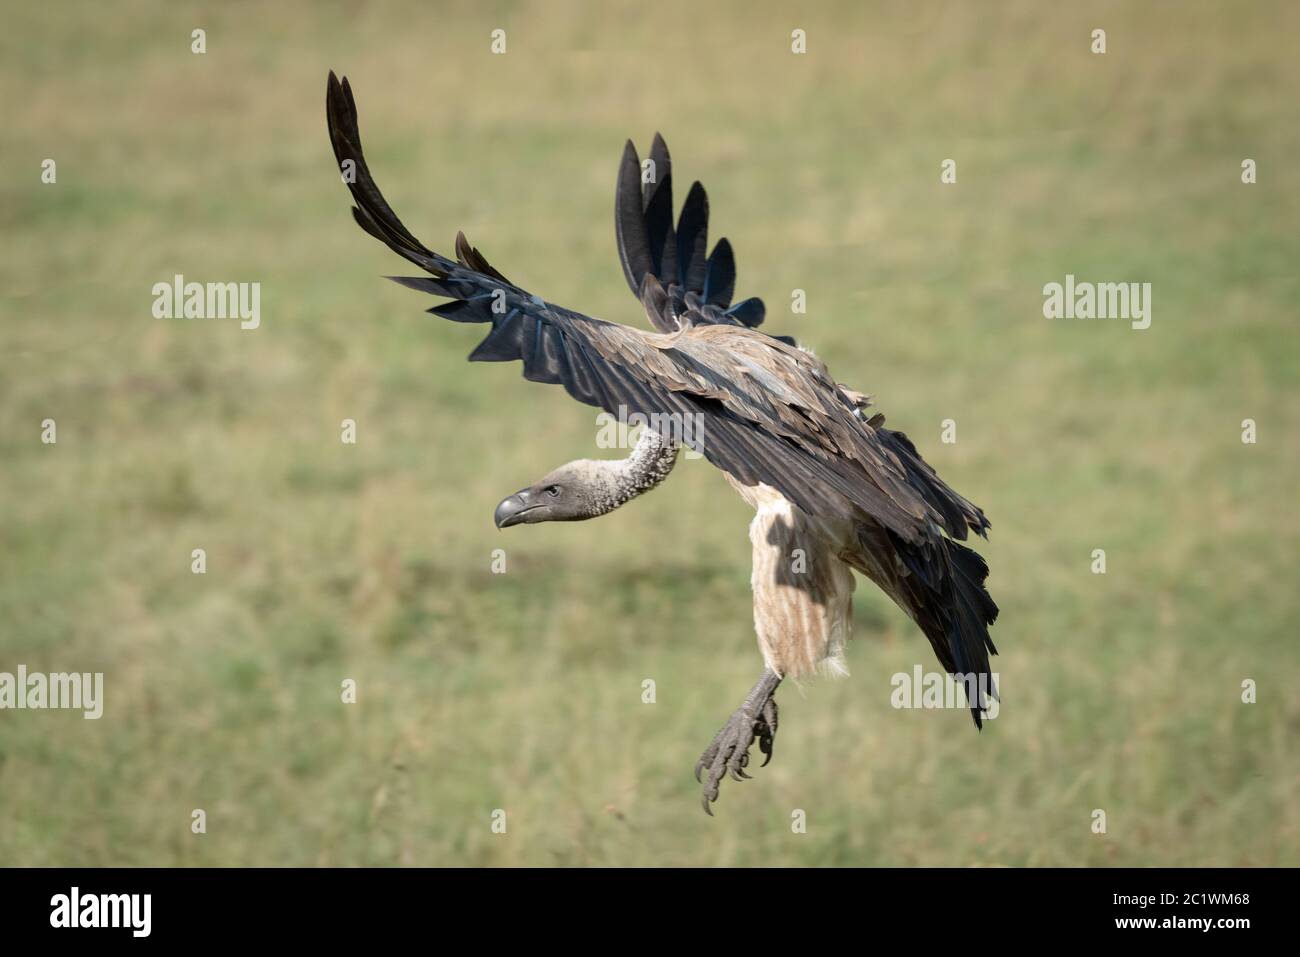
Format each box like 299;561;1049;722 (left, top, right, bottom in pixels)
545;485;561;497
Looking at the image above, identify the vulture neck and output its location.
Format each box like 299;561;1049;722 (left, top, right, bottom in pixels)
583;428;678;516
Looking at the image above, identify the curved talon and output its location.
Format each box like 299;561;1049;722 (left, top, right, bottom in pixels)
695;670;782;814
757;697;779;767
730;746;752;780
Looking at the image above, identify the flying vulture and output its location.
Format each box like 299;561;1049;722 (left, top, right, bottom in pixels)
326;72;999;814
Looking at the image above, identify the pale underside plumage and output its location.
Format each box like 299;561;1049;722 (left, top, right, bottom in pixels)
729;478;856;679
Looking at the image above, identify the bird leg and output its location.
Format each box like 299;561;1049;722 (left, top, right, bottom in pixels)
694;668;781;815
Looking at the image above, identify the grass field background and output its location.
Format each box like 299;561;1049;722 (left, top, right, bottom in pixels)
2;1;1297;866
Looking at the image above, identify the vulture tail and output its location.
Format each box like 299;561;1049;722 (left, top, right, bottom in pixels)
890;533;1000;728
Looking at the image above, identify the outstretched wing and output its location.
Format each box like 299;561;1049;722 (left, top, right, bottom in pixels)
614;134;779;339
326;72;983;545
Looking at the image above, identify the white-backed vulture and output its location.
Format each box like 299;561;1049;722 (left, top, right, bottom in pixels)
326;72;999;814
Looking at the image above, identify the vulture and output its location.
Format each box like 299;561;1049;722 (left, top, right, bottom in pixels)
326;72;999;814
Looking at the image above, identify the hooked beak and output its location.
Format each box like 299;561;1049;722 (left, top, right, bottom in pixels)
494;489;541;528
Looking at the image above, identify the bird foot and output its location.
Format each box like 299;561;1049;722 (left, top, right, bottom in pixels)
694;669;781;815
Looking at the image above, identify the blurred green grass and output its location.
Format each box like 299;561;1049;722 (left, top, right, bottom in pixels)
1;0;1297;865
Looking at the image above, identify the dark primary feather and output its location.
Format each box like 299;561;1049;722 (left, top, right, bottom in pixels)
614;142;653;294
676;181;709;291
642;134;677;282
703;238;736;308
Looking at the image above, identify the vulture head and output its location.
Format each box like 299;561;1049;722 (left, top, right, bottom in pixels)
494;429;680;529
494;461;615;528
